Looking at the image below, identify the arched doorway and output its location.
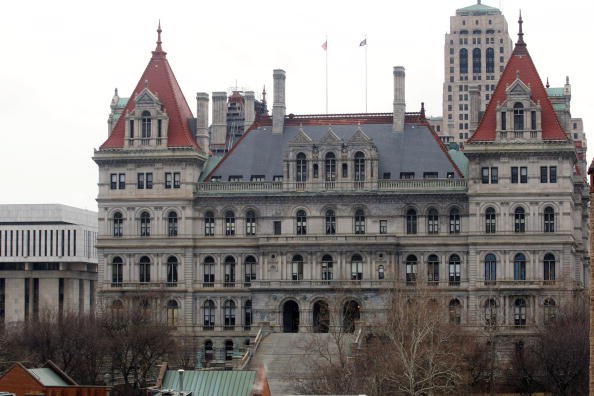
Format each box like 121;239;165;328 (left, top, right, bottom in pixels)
313;300;330;333
343;300;360;333
283;300;300;333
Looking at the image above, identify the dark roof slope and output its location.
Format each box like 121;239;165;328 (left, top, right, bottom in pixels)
101;25;199;149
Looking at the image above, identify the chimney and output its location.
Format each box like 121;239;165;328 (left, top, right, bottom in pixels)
244;91;256;131
196;92;210;152
393;66;405;132
211;91;228;146
469;85;481;132
272;69;286;134
178;369;184;391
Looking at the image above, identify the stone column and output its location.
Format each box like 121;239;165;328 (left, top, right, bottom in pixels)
272;69;286;134
393;66;406;132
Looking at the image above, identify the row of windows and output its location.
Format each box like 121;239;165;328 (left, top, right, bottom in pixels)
110;172;180;190
483;253;557;283
0;229;77;257
113;211;179;237
481;166;557;184
293;151;367;182
459;48;497;74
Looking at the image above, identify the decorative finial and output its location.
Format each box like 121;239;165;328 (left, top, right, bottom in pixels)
114;88;118;96
516;70;520;79
152;20;167;58
157;20;162;46
262;85;267;104
478;0;481;4
420;102;425;118
566;76;570;84
517;10;524;44
546;77;550;88
144;80;149;88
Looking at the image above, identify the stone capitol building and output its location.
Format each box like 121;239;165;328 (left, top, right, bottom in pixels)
93;10;588;361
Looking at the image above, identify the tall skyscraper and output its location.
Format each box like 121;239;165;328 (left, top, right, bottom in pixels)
441;1;513;144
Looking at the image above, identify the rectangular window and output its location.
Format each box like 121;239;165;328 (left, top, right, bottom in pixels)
118;173;125;189
129;119;134;138
501;111;506;130
520;167;528;183
273;175;283;181
137;173;145;189
423;172;438;179
165;172;172;188
110;174;117;189
173;172;181;188
273;221;282;235
251;175;265;181
157;119;162;137
549;166;557;183
540;166;548;183
379;220;387;234
383;172;391;179
481;167;489;184
146;172;153;189
228;175;243;182
531;111;537;130
511;167;518;183
490;167;498;184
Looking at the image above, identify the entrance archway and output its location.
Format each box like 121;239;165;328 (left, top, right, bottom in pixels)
342;300;360;333
313;300;330;333
283;300;300;333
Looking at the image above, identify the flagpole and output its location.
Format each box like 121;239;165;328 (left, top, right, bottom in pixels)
325;34;328;114
365;34;368;113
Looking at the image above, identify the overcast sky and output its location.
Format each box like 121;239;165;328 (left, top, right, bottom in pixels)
1;0;592;211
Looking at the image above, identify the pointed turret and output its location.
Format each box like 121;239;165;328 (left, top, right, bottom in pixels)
100;23;199;150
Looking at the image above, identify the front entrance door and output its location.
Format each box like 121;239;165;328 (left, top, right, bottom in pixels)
283;300;300;333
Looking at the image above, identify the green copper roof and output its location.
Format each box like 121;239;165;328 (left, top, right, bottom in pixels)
456;1;501;15
161;370;257;396
28;368;69;386
117;97;129;107
546;87;564;97
552;103;567;111
448;149;469;177
199;155;224;181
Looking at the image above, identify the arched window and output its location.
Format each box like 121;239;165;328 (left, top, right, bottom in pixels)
514;298;527;326
544;206;555;233
245;210;256;236
514;207;525;233
166;256;178;284
141;111;151;139
296;210;307;235
204;211;215;236
514;102;525;130
448;254;461;286
203;300;215;330
486;47;495;73
351;254;363;280
321;254;333;280
204;340;214;361
485;207;496;233
449;208;460;234
472;48;481;73
112;256;123;284
325;152;336;181
203;256;215;285
354;209;365;234
406;209;417;234
113;212;123;237
244;256;257;285
166;300;178;326
484;299;497;327
225;211;235;236
378;264;385;280
459;48;468;74
449;299;462;324
296;153;307;182
140;211;151;236
244;300;252;330
325;210;336;235
292;255;304;280
224;256;236;287
544;298;557;323
139;256;151;283
514;253;526;281
544;253;556;283
167;211;178;237
484;253;496;285
427;254;439;285
427;209;439;234
224;300;236;330
354;152;365;181
406;255;417;284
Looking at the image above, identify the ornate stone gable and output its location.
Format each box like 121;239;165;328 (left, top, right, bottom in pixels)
288;125;313;145
318;125;343;145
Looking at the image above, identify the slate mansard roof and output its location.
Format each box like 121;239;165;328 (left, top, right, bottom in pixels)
206;113;462;181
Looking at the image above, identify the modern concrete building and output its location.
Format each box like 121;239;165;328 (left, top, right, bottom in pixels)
0;204;98;325
93;19;587;363
441;1;513;144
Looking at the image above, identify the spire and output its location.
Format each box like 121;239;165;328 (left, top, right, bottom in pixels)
517;11;524;44
546;77;550;88
262;85;267;104
152;20;167;59
512;10;528;55
420;102;426;119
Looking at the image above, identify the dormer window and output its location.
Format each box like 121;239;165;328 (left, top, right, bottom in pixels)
513;103;524;130
141;111;151;144
296;153;307;182
125;88;169;148
354;152;365;181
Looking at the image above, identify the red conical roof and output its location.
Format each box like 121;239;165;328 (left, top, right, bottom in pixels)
101;24;199;149
468;14;566;142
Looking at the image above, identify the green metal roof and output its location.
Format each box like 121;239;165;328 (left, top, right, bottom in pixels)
161;370;257;396
199;155;224;181
552;103;567;111
456;1;501;15
546;87;564;97
117;97;129;107
448;148;469;177
28;368;69;386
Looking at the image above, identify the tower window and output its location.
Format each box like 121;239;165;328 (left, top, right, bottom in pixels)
513;103;524;130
